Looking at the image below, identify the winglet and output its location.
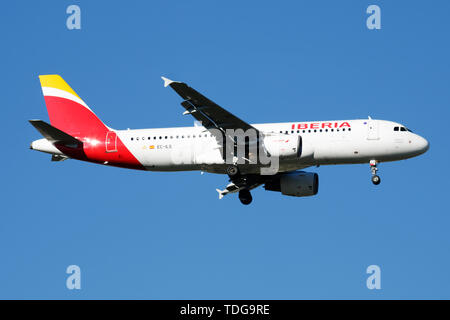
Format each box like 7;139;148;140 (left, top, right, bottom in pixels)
161;76;175;88
216;189;225;200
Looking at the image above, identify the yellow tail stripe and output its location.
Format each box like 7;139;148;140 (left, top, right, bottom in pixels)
39;75;81;100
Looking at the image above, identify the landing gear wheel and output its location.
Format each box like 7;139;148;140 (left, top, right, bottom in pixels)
239;189;252;205
226;165;240;177
371;175;381;185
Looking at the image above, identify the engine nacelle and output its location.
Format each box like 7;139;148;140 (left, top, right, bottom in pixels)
263;135;314;160
263;135;300;158
265;171;319;197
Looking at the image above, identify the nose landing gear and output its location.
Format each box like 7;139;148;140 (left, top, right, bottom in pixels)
370;160;381;185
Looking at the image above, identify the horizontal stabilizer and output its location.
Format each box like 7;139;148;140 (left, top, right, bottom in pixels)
29;120;82;147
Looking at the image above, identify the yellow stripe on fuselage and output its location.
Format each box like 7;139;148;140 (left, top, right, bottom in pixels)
39;75;81;100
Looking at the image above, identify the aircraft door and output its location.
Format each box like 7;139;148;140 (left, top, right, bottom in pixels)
367;119;380;140
106;131;118;152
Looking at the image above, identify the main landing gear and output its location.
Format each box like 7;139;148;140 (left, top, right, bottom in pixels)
370;160;381;185
226;165;252;205
239;189;253;205
226;164;240;178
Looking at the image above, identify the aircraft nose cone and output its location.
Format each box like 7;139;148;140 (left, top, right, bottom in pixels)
417;136;429;154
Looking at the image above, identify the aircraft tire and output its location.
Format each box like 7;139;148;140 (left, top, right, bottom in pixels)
239;189;252;205
226;165;240;177
371;175;381;185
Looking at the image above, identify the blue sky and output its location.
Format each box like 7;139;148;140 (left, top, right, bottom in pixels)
1;0;449;299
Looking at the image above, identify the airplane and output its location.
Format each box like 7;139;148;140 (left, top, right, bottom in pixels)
29;75;429;205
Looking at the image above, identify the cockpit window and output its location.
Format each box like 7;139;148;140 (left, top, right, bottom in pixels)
395;126;412;132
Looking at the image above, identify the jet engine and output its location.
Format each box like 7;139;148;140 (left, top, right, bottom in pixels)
262;135;314;160
264;171;319;197
263;135;300;158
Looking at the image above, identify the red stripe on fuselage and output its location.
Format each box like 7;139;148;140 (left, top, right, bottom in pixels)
44;96;144;170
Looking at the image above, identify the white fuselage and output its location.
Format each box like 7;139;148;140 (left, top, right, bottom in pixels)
114;119;429;173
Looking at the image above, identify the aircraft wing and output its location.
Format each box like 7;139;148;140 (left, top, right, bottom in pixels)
216;174;265;199
162;77;258;134
215;166;313;199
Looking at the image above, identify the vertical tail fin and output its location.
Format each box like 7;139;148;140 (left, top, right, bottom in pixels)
39;75;109;137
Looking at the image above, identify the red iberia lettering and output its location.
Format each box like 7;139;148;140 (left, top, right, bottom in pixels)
291;121;351;130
